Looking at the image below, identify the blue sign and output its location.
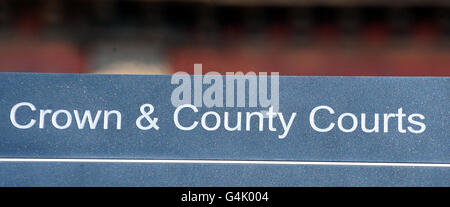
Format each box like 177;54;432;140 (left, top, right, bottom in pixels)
0;73;448;186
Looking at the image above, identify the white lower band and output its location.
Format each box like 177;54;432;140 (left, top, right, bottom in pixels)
0;158;448;167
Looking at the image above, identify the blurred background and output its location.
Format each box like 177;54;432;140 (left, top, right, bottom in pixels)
0;0;449;76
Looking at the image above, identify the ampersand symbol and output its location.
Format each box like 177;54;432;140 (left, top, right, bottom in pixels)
136;104;159;130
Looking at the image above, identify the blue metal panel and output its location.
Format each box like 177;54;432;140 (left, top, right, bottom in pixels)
0;73;448;186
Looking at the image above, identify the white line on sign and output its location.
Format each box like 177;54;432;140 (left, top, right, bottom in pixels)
0;158;449;167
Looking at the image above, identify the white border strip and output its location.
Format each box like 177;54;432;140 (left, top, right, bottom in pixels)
0;158;449;167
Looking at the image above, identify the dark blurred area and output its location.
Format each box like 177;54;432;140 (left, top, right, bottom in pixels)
0;0;449;76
